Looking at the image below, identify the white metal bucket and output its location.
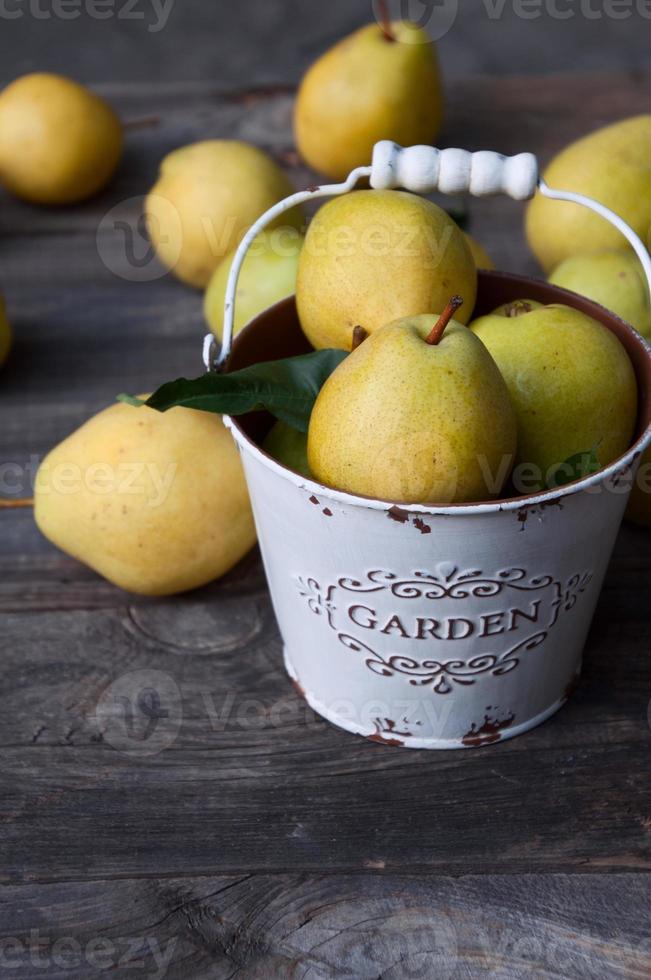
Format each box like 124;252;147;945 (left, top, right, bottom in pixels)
209;145;651;749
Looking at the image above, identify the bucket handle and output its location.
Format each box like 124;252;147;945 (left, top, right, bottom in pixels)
204;141;651;371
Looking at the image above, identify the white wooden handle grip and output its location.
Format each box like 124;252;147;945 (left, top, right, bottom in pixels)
370;141;539;201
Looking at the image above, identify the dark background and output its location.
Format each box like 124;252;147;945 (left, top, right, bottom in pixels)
0;0;649;85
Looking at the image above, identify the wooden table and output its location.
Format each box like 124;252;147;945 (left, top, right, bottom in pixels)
1;74;650;979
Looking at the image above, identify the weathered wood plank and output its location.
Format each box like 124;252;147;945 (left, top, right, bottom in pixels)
0;873;648;979
0;573;649;883
0;73;650;970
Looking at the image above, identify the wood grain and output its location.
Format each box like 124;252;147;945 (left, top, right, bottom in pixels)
0;73;650;978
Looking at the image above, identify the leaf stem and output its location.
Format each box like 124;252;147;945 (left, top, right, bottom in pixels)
426;296;464;346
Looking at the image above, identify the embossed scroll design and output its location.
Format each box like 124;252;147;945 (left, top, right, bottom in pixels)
338;565;555;600
295;566;594;695
337;631;548;695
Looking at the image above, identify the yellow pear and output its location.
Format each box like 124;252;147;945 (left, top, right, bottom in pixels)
34;400;256;596
146;141;303;289
295;20;442;181
549;250;651;338
205;228;304;340
297;190;477;350
464;232;495;270
308;307;517;504
263;421;310;478
526;116;651;273
0;295;11;367
470;302;638;483
626;448;651;527
0;73;122;205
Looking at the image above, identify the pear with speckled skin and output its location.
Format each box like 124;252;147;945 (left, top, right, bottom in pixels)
470;302;638;477
549;250;651;339
308;312;517;504
297;190;477;351
526;116;651;272
295;20;443;182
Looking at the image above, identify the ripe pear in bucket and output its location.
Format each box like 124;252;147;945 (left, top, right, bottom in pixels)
549;251;651;339
297;190;477;351
308;300;517;504
470;301;638;483
205;229;304;341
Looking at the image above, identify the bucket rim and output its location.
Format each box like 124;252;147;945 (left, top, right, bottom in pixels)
225;271;651;517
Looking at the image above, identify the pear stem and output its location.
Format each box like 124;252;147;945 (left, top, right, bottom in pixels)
122;115;161;132
0;498;34;509
426;296;464;346
377;0;396;41
352;326;368;351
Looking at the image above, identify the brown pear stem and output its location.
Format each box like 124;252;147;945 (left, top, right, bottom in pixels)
426;296;464;346
122;116;161;132
377;0;396;41
0;498;34;509
352;326;368;351
504;300;534;318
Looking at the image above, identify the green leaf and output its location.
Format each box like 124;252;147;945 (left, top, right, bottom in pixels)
546;447;601;490
127;349;348;433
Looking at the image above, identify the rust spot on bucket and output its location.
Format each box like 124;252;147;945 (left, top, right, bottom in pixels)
462;712;515;748
368;717;411;747
517;499;563;531
323;507;333;517
388;506;410;524
309;495;319;506
414;517;431;535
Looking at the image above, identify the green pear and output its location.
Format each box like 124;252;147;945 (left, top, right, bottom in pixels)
308;305;517;504
526;116;651;273
0;294;11;367
297;190;477;351
549;250;651;339
470;302;638;483
464;232;495;270
146;141;303;289
263;421;310;478
295;20;442;181
205;229;304;341
34;400;256;596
